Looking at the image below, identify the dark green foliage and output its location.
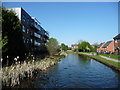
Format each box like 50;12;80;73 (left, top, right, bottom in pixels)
61;43;68;51
46;38;59;56
60;55;65;58
78;41;93;52
92;43;99;52
57;45;61;52
73;48;77;52
2;8;25;66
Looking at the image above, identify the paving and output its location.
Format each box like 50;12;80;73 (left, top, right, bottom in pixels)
99;55;120;63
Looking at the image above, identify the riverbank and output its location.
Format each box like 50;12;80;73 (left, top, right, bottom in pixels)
99;53;120;60
2;56;61;87
34;53;120;88
67;51;120;72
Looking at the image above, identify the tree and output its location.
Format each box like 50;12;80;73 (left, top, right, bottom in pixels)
2;8;25;66
92;43;99;52
78;41;93;52
46;38;59;56
0;7;6;54
61;43;68;51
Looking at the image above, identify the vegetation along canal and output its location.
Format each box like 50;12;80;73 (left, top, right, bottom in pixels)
34;53;120;88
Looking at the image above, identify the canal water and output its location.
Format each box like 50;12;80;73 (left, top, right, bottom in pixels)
34;53;120;88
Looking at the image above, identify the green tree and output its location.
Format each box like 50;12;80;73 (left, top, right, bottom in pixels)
78;41;93;52
0;7;5;53
91;43;99;52
61;43;68;51
46;38;59;56
0;36;8;51
2;8;25;65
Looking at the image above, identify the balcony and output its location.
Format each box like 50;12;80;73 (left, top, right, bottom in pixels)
44;35;49;39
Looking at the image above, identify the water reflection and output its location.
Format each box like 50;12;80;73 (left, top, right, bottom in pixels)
78;54;91;64
34;53;120;88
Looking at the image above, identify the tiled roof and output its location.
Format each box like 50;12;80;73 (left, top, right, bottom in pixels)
102;41;112;48
113;34;120;40
98;43;104;48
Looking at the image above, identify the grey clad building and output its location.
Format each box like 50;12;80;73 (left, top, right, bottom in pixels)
7;7;49;55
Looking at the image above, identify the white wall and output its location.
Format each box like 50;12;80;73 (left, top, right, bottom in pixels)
7;8;21;20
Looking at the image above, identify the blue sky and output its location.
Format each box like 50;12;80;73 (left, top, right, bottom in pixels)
3;2;118;47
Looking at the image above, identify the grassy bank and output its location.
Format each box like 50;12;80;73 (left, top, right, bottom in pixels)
66;51;78;54
68;51;120;71
2;56;61;87
99;53;120;60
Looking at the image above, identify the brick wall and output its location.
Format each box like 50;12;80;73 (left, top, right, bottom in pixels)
106;41;115;53
97;42;106;52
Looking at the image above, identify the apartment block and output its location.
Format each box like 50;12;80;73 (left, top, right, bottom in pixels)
8;8;49;54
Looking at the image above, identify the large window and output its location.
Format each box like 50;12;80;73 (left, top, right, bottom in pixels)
33;22;40;30
34;40;40;46
22;12;31;25
40;27;45;35
34;32;41;38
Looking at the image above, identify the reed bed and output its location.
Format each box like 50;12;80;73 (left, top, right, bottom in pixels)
2;56;60;87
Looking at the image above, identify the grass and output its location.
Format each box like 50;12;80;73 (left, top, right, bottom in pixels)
2;56;61;87
78;52;120;68
100;53;120;60
68;51;120;69
66;51;78;54
90;55;120;67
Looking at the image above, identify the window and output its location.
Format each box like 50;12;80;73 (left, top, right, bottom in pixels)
22;13;31;25
34;32;40;38
27;39;29;43
22;15;26;22
23;38;29;43
115;40;117;43
27;29;29;34
30;39;33;43
22;26;25;32
22;36;26;43
29;30;33;36
33;22;40;30
34;40;40;46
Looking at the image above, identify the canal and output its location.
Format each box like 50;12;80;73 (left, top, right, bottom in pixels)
34;53;120;88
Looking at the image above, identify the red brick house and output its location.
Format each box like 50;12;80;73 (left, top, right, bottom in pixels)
102;41;115;53
97;41;115;53
97;42;106;53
